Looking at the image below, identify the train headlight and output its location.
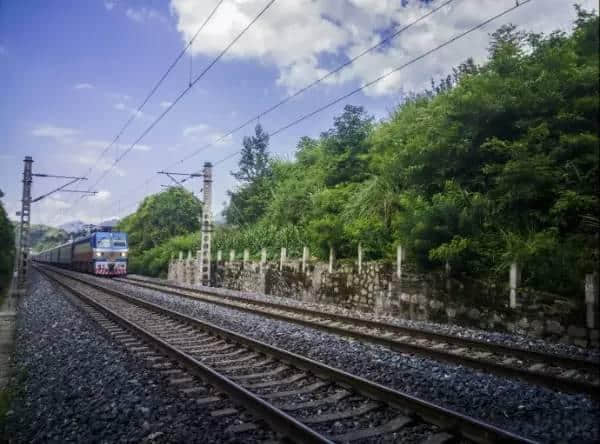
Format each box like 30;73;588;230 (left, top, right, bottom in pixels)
120;252;127;257
96;252;102;257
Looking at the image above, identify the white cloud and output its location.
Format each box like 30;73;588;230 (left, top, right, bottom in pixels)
107;92;131;101
75;154;126;177
31;125;79;144
182;123;209;137
92;190;111;201
114;102;154;121
126;7;165;23
160;101;173;108
104;1;115;11
170;0;596;96
82;139;151;152
74;83;94;90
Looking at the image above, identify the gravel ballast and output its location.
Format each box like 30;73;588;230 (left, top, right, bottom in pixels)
3;270;272;443
128;274;600;362
99;274;600;443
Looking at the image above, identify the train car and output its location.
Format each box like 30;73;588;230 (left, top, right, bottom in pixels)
34;231;128;277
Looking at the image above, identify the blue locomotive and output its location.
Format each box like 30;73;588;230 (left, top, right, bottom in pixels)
34;230;128;276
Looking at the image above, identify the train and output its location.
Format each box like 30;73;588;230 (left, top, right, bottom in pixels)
34;230;128;276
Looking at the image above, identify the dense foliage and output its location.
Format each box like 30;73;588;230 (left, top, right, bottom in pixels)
220;11;598;294
0;195;15;295
118;187;202;275
119;11;598;295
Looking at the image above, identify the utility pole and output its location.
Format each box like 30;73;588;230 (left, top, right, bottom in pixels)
16;156;33;290
14;157;95;289
199;162;212;286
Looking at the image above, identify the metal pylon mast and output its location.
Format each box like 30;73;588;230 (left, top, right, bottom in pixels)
15;157;95;289
199;162;212;286
16;156;33;289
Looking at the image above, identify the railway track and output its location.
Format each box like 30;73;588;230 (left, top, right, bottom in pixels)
37;265;533;443
114;274;600;399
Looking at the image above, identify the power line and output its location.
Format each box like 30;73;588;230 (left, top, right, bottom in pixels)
173;0;460;167
82;0;277;199
110;0;461;201
111;0;533;218
78;0;226;187
213;0;533;167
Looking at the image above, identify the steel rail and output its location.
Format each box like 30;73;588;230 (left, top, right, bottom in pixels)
116;275;600;398
38;266;332;444
37;265;535;444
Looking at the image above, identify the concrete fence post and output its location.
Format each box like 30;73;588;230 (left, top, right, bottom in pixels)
279;247;287;272
243;249;249;269
585;272;599;329
509;261;520;309
176;251;184;284
186;251;193;284
217;250;222;262
260;248;267;274
302;246;309;273
195;250;202;286
396;245;404;279
328;247;335;274
229;249;235;263
358;243;363;274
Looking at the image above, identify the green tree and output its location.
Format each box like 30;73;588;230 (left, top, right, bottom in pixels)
224;124;273;225
0;194;15;294
118;187;202;252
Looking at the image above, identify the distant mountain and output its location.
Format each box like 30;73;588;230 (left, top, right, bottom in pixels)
59;220;86;233
13;224;70;253
99;218;119;228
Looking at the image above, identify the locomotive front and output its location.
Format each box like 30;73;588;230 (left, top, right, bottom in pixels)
92;231;128;276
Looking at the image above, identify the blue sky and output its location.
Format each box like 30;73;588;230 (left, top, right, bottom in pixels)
0;0;593;227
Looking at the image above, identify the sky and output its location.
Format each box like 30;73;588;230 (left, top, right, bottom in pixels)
0;0;595;228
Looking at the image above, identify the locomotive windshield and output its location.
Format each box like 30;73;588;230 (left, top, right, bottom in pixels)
112;232;127;249
94;232;128;249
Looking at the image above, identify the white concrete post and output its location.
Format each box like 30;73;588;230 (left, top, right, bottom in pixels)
585;272;598;329
396;245;404;279
176;251;184;284
217;250;222;262
358;243;363;274
243;249;249;268
194;250;202;286
279;247;287;271
260;248;267;274
302;246;309;273
229;249;235;263
328;247;335;273
509;261;520;309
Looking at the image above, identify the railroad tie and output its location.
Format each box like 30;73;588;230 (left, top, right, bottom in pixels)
328;415;413;442
300;402;380;424
261;381;329;400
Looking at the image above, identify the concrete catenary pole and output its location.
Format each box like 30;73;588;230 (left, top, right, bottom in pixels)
16;156;33;290
198;162;213;286
17;157;34;288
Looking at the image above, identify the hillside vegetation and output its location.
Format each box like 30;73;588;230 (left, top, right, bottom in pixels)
122;10;599;293
0;195;15;296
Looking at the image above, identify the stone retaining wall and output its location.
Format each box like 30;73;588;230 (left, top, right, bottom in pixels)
167;256;599;348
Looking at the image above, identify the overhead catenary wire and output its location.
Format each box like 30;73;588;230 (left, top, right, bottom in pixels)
112;0;533;218
213;0;533;167
113;0;461;195
173;0;460;167
79;0;226;187
59;0;226;226
82;0;278;199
